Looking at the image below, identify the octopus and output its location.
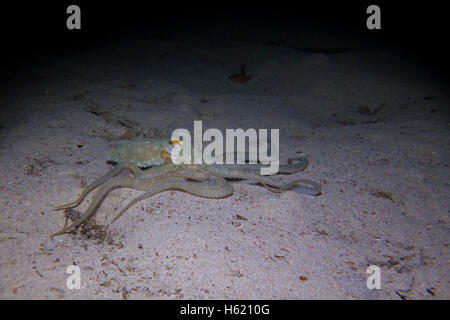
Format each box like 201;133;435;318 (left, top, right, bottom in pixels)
50;138;321;237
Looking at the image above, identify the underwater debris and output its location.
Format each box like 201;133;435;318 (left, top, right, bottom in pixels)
228;64;252;83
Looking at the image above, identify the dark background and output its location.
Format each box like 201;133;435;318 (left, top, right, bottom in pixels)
1;1;448;80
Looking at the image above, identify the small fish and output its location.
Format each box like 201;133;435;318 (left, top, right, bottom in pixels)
228;64;252;83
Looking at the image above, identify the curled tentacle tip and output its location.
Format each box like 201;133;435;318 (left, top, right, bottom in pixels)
292;179;322;196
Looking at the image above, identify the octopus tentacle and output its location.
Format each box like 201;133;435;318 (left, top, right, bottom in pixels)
50;174;134;237
108;171;232;226
51;164;128;211
50;166;233;237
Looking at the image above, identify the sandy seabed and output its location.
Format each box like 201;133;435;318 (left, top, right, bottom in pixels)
0;21;448;300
